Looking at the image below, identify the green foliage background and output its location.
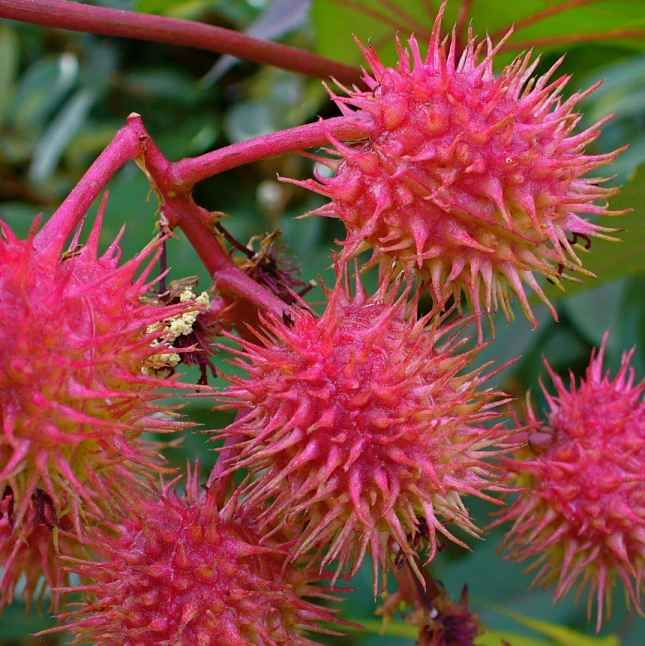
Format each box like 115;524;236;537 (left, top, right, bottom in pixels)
0;1;643;644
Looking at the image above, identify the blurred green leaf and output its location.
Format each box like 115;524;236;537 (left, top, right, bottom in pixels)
0;603;56;639
137;0;259;23
469;1;645;55
29;88;97;183
562;280;626;349
360;619;416;638
121;68;205;105
503;611;621;646
477;629;550;646
313;0;645;66
579;56;645;179
312;0;428;66
203;0;310;84
0;24;18;125
225;100;277;141
11;54;79;129
65;123;122;170
136;0;195;12
545;164;645;301
359;619;559;645
617;275;645;374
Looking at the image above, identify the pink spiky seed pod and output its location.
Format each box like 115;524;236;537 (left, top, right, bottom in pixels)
287;3;626;330
215;266;514;591
44;467;344;645
0;199;200;607
495;334;644;630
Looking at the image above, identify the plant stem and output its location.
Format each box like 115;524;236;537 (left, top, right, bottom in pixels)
34;124;140;256
171;114;372;189
0;0;361;85
127;114;288;318
31;106;367;318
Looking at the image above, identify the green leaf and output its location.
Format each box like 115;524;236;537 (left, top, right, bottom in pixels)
0;603;56;639
503;611;621;646
312;0;429;66
545;164;645;301
360;618;417;638
477;629;551;646
0;24;18;126
470;1;645;55
11;54;79;130
121;68;205;106
312;0;645;67
358;619;554;645
562;280;626;349
28;88;98;183
617;275;645;374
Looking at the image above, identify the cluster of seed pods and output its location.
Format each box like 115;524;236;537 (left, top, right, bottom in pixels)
0;2;642;644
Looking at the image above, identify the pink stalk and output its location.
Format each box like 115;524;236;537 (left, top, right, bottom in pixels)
127;114;289;319
34;125;141;256
0;0;361;85
24;107;367;318
171;115;372;189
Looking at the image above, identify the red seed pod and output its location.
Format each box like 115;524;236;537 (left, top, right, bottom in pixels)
497;334;644;630
45;468;343;645
0;203;198;606
216;267;513;590
288;4;625;330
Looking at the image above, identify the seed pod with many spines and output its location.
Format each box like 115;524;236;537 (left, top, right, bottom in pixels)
0;201;198;607
215;266;514;590
44;467;344;645
496;334;644;630
288;3;625;331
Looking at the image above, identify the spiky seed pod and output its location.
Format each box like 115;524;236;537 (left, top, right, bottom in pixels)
0;205;197;606
288;4;624;329
216;268;513;590
496;334;644;630
46;468;343;645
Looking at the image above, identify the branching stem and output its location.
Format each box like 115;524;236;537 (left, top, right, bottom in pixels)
8;2;374;322
35;104;368;319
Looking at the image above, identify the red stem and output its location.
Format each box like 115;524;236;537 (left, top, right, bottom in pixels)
126;114;288;318
34;124;140;256
34;110;297;319
0;0;361;85
172;114;372;189
28;107;369;318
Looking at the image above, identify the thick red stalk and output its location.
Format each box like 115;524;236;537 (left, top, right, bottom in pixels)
127;114;289;318
32;110;315;319
0;0;361;85
171;115;372;189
